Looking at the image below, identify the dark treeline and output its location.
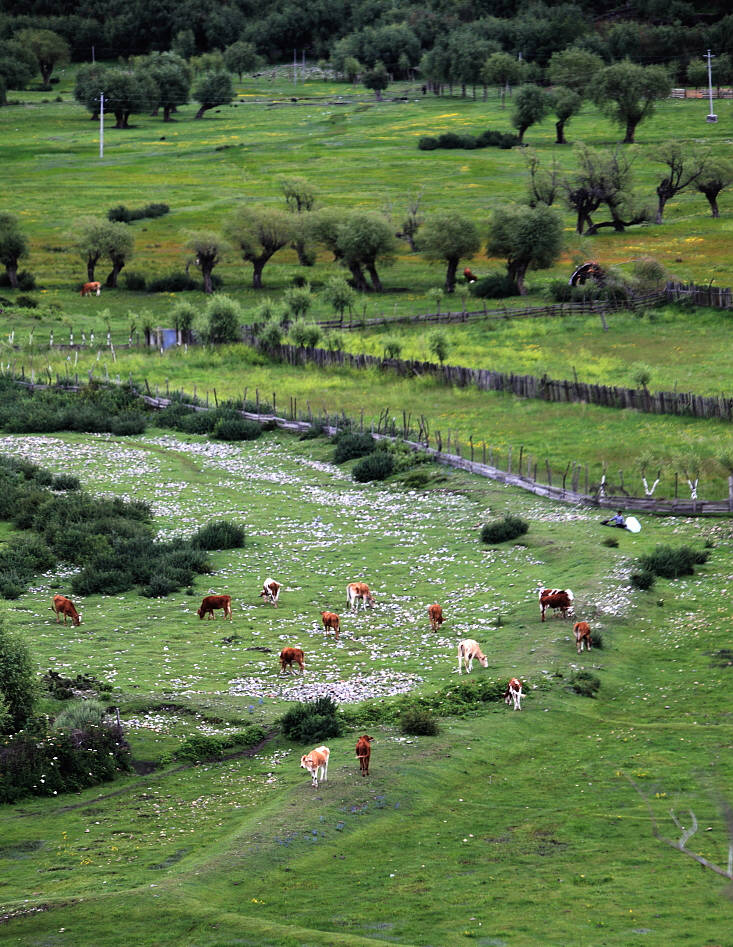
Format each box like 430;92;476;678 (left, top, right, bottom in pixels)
1;0;733;67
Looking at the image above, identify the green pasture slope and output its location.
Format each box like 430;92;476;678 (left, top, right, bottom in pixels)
0;427;732;946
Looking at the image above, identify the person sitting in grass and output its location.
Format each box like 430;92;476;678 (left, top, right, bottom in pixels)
601;510;626;528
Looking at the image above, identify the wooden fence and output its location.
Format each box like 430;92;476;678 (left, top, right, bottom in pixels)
665;281;733;309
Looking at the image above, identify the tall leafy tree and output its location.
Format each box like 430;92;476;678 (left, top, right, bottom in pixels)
653;142;708;224
696;158;733;218
15;28;69;88
547;47;604;95
590;61;671;144
551;86;581;144
511;84;549;145
419;214;481;293
0;214;29;289
104;67;157;128
487;203;563;295
363;60;389;101
563;144;649;235
0;39;36;91
225;208;292;289
146;52;191;122
185;231;227;294
193;71;233;118
336;212;396;293
223;41;261;80
71;217;115;281
103;222;134;288
74;63;108;119
482;52;521;108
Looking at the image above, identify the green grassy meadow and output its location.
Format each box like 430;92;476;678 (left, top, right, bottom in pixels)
1;427;733;946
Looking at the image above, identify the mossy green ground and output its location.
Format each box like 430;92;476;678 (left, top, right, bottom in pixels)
0;428;732;946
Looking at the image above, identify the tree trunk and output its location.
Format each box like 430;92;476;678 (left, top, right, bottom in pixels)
163;105;172;121
252;259;265;289
445;258;458;293
115;111;125;129
555;119;566;145
87;255;100;282
195;105;208;119
655;195;666;225
105;259;125;288
347;261;369;292
202;265;213;294
5;263;18;289
40;62;52;87
623;119;636;144
517;125;526;145
366;262;383;292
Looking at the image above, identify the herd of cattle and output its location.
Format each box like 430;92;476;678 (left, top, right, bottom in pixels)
50;581;590;788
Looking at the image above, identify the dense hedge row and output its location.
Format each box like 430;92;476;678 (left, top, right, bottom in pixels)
107;202;169;223
419;129;519;151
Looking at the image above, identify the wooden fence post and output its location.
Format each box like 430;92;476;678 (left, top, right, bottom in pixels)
545;460;552;486
729;476;733;513
470;436;474;462
507;447;512;474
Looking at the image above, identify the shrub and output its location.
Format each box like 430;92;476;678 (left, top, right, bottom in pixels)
333;432;375;464
570;671;600;698
147;272;198;293
590;628;603;649
470;273;520;299
171;724;264;762
52;474;80;491
437;131;473;149
53;699;107;731
548;279;572;302
601;536;619;548
353;451;395;482
108;203;170;223
480;514;529;544
475;128;519;148
178;411;216;434
16;270;36;291
280;697;342;743
14;295;38;308
382;337;402;359
630;570;655;591
418;136;439;150
212;416;262;441
0;619;37;733
191;520;245;550
258;317;283;349
399;707;439;735
638;545;709;579
109;413;147;436
122;271;147;291
203;294;242;344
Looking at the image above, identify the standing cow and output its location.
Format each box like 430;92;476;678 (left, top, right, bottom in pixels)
538;588;574;622
355;735;373;776
428;603;444;631
51;594;82;626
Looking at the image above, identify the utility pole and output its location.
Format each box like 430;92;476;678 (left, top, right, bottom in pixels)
91;45;95;64
293;49;297;85
706;49;717;123
99;92;104;158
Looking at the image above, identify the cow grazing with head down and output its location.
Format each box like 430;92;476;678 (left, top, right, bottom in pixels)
260;578;281;607
197;594;232;620
301;745;330;787
457;639;489;675
51;594;82;626
573;621;592;654
321;611;340;640
538;587;574;622
80;281;101;297
346;582;374;610
428;603;444;632
279;647;305;673
504;677;523;711
355;735;373;776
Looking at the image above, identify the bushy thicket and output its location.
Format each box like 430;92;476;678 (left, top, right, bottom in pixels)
399;707;439;735
153;402;266;441
147;272;198;293
0;620;37;733
630;570;655;591
638;545;709;579
569;671;601;698
281;697;343;743
480;514;529;544
333;431;376;463
469;272;520;299
352;450;395;482
191;519;245;550
0;379;147;437
212;417;262;441
107;202;169;223
0;719;130;804
166;724;266;763
419;129;518;151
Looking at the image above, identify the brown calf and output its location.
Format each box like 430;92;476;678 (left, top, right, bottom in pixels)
51;594;82;627
279;647;305;673
321;611;340;640
573;621;592;654
428;603;444;631
197;594;232;620
355;735;373;776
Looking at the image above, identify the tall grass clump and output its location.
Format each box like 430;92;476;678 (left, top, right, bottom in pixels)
53;699;107;731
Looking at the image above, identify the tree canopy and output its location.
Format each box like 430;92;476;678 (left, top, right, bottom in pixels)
589;61;671;144
419;214;481;293
225;207;292;289
193;71;234;119
486;203;563;295
336;212;396;292
510;84;549;144
15;28;69;88
0;213;29;289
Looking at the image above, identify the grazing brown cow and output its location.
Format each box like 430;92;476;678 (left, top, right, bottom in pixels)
279;647;305;672
301;745;330;787
346;582;374;610
573;621;592;654
355;735;373;776
321;611;340;640
538;587;574;622
80;281;101;297
51;594;82;626
428;603;444;631
260;578;281;607
197;594;232;620
457;639;489;675
504;677;524;711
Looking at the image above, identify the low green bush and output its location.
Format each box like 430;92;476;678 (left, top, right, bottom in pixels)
108;203;170;223
169;724;265;763
14;295;38;308
53;699;107;731
469;273;520;299
601;536;619;548
590;629;604;649
570;671;601;698
399;707;439;735
147;272;198;293
638;545;709;579
630;570;655;590
418;136;439;150
480;514;529;544
281;697;342;743
333;432;375;464
122;271;147;291
352;450;395;482
212;416;262;441
52;474;80;491
191;520;245;550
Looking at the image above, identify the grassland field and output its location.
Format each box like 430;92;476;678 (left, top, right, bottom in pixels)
0;425;732;946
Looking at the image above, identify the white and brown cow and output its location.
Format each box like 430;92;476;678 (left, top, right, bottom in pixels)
260;578;281;607
504;677;524;711
457;639;489;675
301;745;330;787
573;621;592;654
80;281;101;297
346;582;374;610
538;587;574;622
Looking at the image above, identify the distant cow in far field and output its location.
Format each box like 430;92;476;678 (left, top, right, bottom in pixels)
279;647;305;673
428;603;444;632
355;735;373;776
321;611;340;640
81;281;101;296
573;621;592;654
539;588;574;622
260;578;281;607
51;594;82;626
197;594;232;620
